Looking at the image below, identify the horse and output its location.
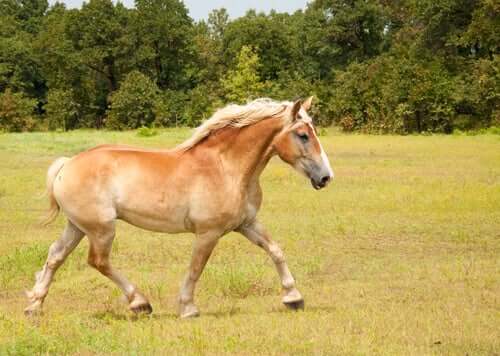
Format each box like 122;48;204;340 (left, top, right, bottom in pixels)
25;97;334;318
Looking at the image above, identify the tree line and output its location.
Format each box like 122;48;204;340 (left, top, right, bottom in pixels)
0;0;498;133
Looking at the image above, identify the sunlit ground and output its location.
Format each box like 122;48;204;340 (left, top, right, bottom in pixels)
0;129;499;355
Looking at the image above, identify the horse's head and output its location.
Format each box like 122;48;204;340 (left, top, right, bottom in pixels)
273;97;334;190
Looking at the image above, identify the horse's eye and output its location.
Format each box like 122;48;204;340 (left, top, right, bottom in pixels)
298;133;309;142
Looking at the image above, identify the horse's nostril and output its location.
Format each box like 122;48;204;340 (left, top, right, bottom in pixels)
320;176;330;185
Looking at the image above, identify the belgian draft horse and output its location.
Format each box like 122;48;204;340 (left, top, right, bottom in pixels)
25;97;334;317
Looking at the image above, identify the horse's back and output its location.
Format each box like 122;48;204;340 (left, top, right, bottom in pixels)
86;143;169;153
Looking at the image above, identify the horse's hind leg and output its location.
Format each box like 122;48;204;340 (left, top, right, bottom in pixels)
25;220;85;315
86;223;152;314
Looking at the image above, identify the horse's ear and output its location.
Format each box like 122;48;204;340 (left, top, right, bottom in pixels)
302;96;314;111
291;99;302;121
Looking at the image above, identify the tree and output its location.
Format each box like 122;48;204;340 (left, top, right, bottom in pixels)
0;12;45;101
208;8;229;40
0;0;498;132
133;0;194;90
189;21;223;84
106;71;160;129
0;0;48;33
65;0;133;106
0;88;37;131
34;3;76;91
45;89;79;130
221;46;265;103
302;0;387;77
413;0;477;55
461;0;500;58
326;53;458;133
222;11;299;80
187;8;229;84
463;55;500;126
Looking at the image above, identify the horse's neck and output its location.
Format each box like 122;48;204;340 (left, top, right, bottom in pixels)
196;117;284;186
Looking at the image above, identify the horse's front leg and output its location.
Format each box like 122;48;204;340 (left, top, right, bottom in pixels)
179;231;220;318
237;220;304;310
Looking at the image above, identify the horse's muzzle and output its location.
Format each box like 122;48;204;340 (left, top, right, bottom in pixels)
310;175;331;190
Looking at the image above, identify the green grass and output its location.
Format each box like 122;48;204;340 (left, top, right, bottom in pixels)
0;129;499;355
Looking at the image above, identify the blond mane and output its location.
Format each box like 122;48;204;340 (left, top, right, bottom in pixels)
175;98;292;151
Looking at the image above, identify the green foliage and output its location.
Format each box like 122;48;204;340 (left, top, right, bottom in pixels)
0;0;48;34
106;71;159;130
303;0;387;77
461;0;500;56
152;89;187;127
45;89;79;130
0;18;45;99
465;55;500;125
0;88;37;132
486;126;500;135
326;53;460;133
221;45;265;103
268;71;315;102
0;0;498;133
133;0;194;89
136;126;158;137
221;11;298;80
184;83;222;126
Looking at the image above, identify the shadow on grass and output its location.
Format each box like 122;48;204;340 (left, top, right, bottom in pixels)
268;304;337;315
89;303;337;322
199;303;338;318
91;310;178;322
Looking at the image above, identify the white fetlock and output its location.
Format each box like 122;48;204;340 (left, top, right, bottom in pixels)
24;296;43;316
24;290;44;316
282;288;303;304
129;291;148;306
179;302;200;319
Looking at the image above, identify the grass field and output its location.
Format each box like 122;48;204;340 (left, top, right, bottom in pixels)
0;129;499;355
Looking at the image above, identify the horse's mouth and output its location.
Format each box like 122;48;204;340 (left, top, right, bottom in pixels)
311;178;325;190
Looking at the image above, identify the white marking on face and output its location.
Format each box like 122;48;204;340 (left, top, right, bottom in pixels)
306;122;334;179
320;147;334;179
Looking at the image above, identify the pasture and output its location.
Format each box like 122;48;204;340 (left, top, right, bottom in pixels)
0;129;499;355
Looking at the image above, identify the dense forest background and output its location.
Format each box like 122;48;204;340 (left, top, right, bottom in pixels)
0;0;498;133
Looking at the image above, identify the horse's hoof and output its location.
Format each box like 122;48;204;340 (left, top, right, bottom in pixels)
130;302;153;315
24;297;43;317
283;299;305;311
24;305;43;317
179;304;200;319
180;310;200;319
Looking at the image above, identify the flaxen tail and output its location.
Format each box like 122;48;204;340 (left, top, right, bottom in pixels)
41;157;69;226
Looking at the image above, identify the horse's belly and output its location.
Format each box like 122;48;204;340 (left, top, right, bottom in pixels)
117;204;190;233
